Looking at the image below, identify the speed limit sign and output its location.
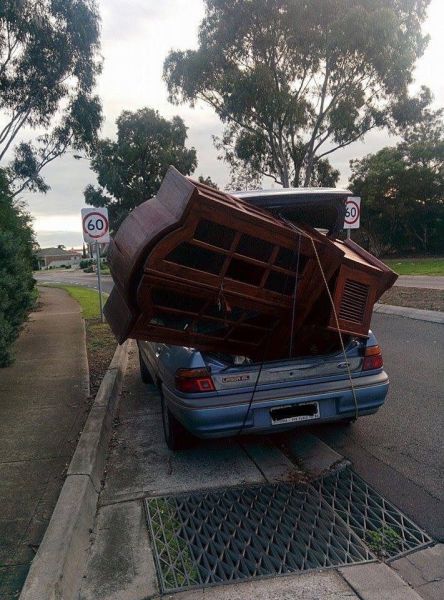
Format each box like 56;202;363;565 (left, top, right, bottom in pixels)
343;197;361;229
81;208;110;243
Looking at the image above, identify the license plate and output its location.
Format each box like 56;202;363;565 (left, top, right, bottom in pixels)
270;402;320;425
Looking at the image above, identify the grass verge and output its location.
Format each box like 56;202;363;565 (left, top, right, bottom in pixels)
42;284;117;395
380;286;444;312
384;257;444;276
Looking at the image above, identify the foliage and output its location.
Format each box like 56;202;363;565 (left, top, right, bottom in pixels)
384;258;444;276
350;109;444;255
79;258;94;269
365;527;401;558
85;108;197;230
0;170;36;366
0;0;102;195
198;174;219;189
164;0;431;188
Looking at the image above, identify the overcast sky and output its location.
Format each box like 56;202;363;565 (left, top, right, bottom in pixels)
14;0;444;248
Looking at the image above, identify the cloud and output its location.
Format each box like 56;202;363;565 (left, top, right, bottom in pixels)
11;0;444;248
36;230;85;249
101;0;185;41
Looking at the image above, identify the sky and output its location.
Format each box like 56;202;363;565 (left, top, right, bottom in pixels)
7;0;444;249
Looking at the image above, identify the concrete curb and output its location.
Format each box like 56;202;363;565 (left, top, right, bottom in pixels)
286;432;349;477
19;340;130;600
374;303;444;324
339;563;424;599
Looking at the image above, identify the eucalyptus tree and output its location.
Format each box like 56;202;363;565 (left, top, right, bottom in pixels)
85;108;197;230
165;0;431;187
0;0;102;195
350;107;444;255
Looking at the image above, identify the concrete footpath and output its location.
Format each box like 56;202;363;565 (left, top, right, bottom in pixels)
0;287;89;599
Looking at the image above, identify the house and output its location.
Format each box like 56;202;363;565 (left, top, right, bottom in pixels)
36;247;82;270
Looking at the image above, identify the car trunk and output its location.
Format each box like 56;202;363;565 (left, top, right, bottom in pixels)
203;332;365;393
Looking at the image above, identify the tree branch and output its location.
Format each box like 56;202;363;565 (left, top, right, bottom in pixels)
0;108;32;161
317;124;377;159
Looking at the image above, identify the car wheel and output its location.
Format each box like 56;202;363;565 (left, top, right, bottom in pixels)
139;350;154;384
161;392;190;451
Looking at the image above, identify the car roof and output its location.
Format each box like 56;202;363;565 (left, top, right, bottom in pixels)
233;187;353;209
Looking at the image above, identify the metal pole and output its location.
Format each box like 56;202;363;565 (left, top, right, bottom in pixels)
96;241;104;323
346;228;351;240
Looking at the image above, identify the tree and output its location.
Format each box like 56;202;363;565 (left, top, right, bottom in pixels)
0;0;102;195
164;0;431;188
0;169;36;366
198;174;219;189
85;108;198;229
350;108;444;255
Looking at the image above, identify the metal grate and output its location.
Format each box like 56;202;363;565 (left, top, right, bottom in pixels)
146;468;434;593
145;481;373;593
315;467;433;561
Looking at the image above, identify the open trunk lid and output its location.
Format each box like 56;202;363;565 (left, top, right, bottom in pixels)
203;337;366;392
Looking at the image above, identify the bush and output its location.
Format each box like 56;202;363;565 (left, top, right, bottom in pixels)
80;258;93;269
0;171;36;366
83;266;94;273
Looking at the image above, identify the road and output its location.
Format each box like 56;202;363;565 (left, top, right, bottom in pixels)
395;275;444;289
312;313;444;540
34;269;114;294
35;269;444;292
34;269;444;539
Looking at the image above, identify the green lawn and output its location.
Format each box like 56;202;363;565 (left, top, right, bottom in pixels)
384;258;444;276
45;284;108;319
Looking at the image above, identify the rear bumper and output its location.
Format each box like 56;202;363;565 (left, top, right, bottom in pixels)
163;372;389;438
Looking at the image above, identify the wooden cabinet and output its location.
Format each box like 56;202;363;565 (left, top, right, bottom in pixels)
105;167;397;358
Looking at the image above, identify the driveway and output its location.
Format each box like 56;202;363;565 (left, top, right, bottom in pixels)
78;338;441;600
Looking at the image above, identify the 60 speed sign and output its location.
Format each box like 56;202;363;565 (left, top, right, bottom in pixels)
81;207;110;243
343;197;361;230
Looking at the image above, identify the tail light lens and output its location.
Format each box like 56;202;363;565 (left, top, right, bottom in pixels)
362;345;383;371
175;368;216;393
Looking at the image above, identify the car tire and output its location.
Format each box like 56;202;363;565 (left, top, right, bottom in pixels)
139;350;154;384
161;392;190;451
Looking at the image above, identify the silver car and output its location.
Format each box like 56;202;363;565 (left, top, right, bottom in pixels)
138;188;389;450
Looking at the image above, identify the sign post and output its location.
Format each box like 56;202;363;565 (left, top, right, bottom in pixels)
81;208;110;323
343;197;361;239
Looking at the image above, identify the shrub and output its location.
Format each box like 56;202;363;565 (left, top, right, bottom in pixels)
83;266;94;273
0;171;36;366
80;258;93;269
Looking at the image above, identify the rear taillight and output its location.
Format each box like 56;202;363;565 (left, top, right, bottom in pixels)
175;368;216;393
362;345;383;371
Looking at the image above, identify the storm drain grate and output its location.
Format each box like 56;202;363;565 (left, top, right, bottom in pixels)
313;467;433;561
145;467;433;593
145;480;373;593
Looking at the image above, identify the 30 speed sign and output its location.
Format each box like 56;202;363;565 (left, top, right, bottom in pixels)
81;207;110;243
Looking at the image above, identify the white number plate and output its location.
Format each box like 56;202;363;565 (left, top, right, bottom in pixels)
270;402;320;425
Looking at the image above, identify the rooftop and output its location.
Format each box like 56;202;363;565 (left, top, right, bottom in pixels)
36;247;81;257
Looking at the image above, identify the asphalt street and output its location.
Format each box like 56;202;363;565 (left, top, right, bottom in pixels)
34;270;444;292
34;269;114;294
395;275;444;289
311;313;444;540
